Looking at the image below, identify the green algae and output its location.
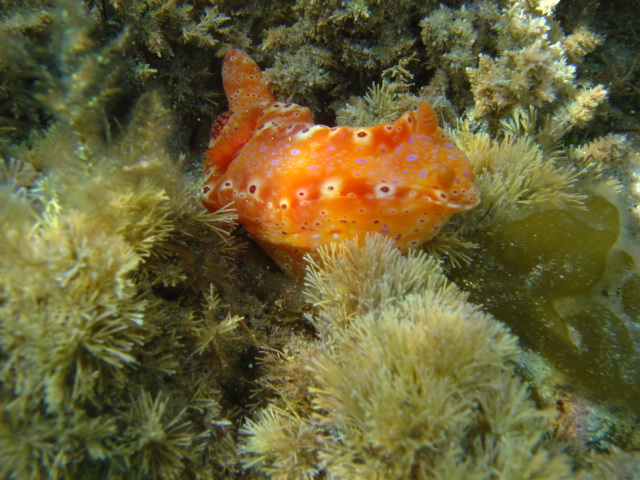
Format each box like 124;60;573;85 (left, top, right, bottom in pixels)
450;192;640;408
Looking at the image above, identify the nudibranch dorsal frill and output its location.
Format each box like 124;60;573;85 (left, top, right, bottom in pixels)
202;49;480;277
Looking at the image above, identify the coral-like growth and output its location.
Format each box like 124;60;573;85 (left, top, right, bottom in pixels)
419;0;607;129
239;235;574;479
257;1;431;114
0;4;241;477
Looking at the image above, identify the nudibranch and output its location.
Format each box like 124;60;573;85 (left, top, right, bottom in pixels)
202;49;480;277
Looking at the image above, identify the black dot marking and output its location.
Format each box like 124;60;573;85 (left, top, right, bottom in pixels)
203;186;210;193
249;185;256;193
357;131;367;137
281;204;287;209
302;128;309;133
327;186;334;191
407;117;412;123
380;186;390;193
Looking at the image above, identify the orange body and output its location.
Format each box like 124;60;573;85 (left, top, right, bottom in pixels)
203;49;480;276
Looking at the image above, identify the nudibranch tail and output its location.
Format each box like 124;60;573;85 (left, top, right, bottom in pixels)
204;50;277;177
223;49;275;112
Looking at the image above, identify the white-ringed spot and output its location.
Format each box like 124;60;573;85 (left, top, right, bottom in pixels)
375;184;395;198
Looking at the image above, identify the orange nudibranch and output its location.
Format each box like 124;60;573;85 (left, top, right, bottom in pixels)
202;49;480;277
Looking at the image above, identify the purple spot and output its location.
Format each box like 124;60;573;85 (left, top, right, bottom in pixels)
462;171;469;178
327;146;335;151
271;159;279;166
403;168;409;174
290;149;300;156
446;143;453;148
419;170;428;178
448;155;456;160
380;147;387;153
381;229;391;234
455;177;461;183
259;146;267;153
355;158;368;165
311;153;319;158
407;137;414;144
312;234;320;239
309;165;319;171
393;180;400;184
406;154;418;162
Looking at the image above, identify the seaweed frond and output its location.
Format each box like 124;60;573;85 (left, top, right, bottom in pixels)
448;119;586;229
303;233;452;326
239;404;320;480
120;391;201;480
335;79;416;126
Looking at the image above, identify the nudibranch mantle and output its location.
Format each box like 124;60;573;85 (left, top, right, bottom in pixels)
202;49;480;276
